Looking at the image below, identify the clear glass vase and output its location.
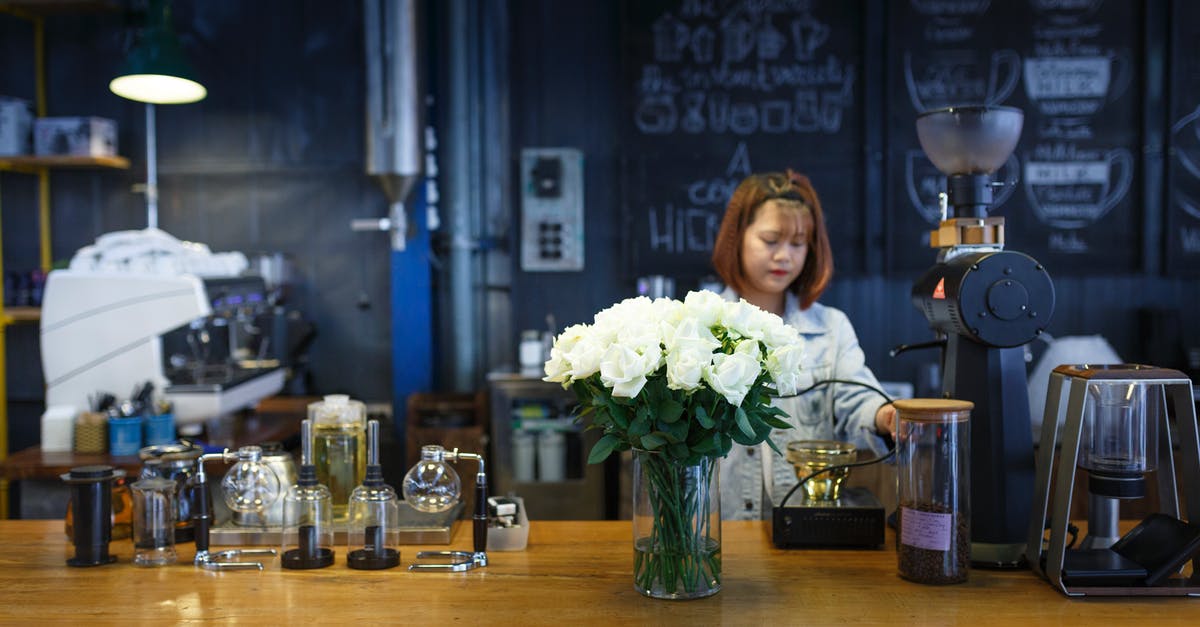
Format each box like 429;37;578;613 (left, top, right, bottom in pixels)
632;449;721;599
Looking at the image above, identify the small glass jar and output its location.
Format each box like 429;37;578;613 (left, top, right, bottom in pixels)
131;476;177;566
895;398;972;585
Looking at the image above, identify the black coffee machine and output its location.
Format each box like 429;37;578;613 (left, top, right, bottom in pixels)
908;105;1056;568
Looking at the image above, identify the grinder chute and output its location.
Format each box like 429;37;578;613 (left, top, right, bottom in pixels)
907;105;1055;568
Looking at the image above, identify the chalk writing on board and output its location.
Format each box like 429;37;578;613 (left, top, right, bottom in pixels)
646;141;753;255
634;4;856;137
1023;52;1131;117
1175;192;1200;221
1183;229;1200;253
909;0;992;18
1023;143;1132;230
903;48;1020;112
1171;105;1200;181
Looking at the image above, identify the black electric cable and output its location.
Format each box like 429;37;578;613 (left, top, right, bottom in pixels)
769;378;897;509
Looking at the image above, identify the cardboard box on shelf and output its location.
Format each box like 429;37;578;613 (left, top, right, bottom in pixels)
33;116;117;157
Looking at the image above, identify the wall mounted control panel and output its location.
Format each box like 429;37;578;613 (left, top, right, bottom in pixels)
520;147;584;272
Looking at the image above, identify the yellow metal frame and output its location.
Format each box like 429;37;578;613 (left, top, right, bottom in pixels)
0;11;47;519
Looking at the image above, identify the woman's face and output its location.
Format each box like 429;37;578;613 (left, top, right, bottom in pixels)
739;200;811;300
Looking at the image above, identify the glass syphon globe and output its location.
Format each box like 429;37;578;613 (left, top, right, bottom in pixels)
402;445;461;513
221;446;281;513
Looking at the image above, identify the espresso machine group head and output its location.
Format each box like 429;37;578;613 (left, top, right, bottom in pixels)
909;105;1055;568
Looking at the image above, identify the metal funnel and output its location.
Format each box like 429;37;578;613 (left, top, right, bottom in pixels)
916;105;1023;176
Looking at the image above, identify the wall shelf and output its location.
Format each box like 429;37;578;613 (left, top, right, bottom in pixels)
3;308;40;324
0;155;130;172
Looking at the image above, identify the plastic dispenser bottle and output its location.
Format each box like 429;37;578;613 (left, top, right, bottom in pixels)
282;419;335;569
347;420;401;570
308;394;366;520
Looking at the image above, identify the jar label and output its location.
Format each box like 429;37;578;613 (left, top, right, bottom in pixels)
900;506;952;551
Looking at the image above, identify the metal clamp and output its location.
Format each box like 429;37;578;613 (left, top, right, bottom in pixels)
195;548;277;571
410;550;488;572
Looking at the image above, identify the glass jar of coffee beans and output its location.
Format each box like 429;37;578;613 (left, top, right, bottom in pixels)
894;398;972;584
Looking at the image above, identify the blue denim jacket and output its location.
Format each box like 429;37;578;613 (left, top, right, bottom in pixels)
717;288;890;520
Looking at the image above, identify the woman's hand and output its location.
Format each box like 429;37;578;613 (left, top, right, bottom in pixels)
874;403;897;437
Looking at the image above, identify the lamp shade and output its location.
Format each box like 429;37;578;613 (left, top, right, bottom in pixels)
109;0;206;104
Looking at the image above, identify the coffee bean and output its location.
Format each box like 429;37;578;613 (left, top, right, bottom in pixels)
897;500;969;584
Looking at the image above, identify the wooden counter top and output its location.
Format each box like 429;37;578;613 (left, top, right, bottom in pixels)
0;520;1195;623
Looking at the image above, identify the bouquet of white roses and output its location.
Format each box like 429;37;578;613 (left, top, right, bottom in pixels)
544;290;805;598
544;289;806;464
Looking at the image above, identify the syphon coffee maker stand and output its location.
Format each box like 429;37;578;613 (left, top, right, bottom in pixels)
907;105;1056;568
1027;365;1200;596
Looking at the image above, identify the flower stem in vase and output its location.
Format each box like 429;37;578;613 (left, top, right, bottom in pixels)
632;450;721;599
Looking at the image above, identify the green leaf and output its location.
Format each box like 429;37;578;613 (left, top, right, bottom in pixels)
695;405;715;429
719;434;733;457
761;412;792;430
668;442;689;460
692;433;719;454
587;434;620;464
764;436;785;456
640;433;668;451
657;398;684;424
663;418;689;443
735;406;754;438
604;397;629;429
628;412;652;438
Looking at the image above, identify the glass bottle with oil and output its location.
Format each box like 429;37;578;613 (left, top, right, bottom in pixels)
308;394;366;520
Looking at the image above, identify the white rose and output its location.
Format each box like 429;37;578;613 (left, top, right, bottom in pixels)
721;300;768;341
702;350;761;406
564;336;606;379
543;346;572;383
683;289;725;328
665;340;713;391
600;342;659;398
765;343;806;396
762;316;801;351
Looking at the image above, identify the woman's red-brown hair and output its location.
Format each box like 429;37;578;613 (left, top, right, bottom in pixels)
710;170;833;310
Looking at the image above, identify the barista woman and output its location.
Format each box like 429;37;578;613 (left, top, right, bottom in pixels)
710;170;895;521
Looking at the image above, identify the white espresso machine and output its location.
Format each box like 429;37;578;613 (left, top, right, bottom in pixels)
40;229;285;434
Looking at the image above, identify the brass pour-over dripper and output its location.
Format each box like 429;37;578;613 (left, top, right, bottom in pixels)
403;445;489;572
191;446;280;570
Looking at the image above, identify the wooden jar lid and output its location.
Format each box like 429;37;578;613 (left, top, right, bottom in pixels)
893;398;973;422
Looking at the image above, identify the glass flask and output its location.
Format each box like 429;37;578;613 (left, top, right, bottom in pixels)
220;446;282;515
308;394;367;520
282;419;335;569
131;476;177;566
895;398;972;585
347;420;400;569
1080;380;1158;476
403;445;462;513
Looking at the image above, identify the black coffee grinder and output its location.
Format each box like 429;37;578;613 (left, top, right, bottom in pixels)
908;105;1056;568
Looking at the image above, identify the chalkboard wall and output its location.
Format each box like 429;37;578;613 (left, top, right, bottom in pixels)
620;0;1178;278
622;0;867;279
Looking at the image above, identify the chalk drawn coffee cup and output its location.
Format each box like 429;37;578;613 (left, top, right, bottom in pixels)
1023;53;1131;117
904;48;1020;113
1023;148;1132;229
1171;105;1200;181
905;149;1020;224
